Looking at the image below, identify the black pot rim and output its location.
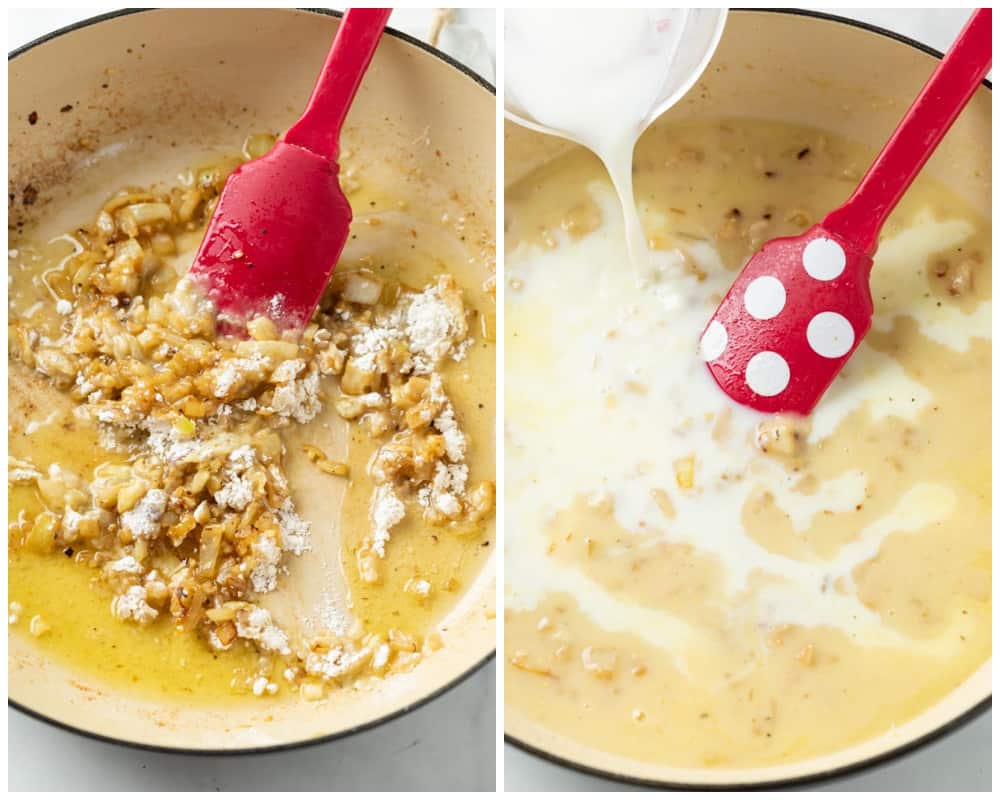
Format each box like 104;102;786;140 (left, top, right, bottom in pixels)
8;6;496;758
504;6;990;791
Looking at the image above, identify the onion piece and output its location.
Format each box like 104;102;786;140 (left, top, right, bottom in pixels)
341;272;384;305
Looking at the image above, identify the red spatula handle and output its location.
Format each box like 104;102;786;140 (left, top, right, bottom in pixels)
284;8;392;161
823;8;991;255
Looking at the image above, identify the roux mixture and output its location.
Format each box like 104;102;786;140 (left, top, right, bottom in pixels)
9;135;496;704
504;118;990;767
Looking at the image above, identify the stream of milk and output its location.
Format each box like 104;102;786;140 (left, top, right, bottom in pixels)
505;9;725;279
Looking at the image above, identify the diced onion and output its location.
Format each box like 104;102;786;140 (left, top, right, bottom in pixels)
342;273;384;305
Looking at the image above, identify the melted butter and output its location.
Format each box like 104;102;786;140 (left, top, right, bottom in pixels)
9;547;266;704
338;359;494;638
8;365;275;702
334;175;496;638
9;154;495;704
505;117;990;767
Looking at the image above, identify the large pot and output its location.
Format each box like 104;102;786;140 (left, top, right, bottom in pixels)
503;9;990;789
9;8;496;753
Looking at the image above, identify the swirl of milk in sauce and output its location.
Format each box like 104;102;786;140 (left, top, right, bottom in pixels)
505;186;985;674
504;15;988;678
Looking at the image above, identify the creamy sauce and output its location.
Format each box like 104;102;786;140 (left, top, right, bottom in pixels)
505;8;725;275
504;118;991;767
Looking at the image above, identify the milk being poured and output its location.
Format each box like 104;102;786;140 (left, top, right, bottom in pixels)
504;16;982;674
505;9;726;277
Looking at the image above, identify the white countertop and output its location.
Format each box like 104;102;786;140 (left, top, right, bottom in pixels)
7;7;496;793
11;661;496;792
503;7;991;793
505;711;991;792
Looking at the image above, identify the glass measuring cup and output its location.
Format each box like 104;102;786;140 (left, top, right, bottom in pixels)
504;9;728;145
504;9;729;279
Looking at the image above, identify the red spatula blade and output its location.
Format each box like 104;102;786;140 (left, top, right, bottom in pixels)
187;142;351;334
187;8;391;336
701;225;873;415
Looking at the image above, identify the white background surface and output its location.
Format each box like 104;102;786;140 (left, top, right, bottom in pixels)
11;660;496;792
503;7;992;793
7;7;496;793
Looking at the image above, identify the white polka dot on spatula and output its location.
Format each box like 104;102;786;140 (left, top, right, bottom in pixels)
700;320;728;361
807;311;855;358
802;237;846;280
745;351;790;397
743;275;786;320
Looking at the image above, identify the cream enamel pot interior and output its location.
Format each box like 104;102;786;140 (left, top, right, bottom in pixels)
8;8;496;753
503;9;990;789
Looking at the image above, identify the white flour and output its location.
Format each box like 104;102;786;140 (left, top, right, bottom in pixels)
236;606;290;654
429;375;467;462
371;484;406;557
249;537;281;593
112;585;158;623
228;445;256;471
351;325;400;372
120;489;167;538
107;555;143;574
213;357;261;399
353;279;473;555
304;646;367;680
404;283;468;372
270;358;305;383
276;499;312;555
214;475;253;511
269;368;321;424
349;281;470;376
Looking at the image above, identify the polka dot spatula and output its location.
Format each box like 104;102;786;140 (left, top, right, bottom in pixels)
701;8;991;415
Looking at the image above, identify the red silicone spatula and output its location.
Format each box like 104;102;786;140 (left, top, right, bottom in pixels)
701;8;991;415
187;8;392;335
